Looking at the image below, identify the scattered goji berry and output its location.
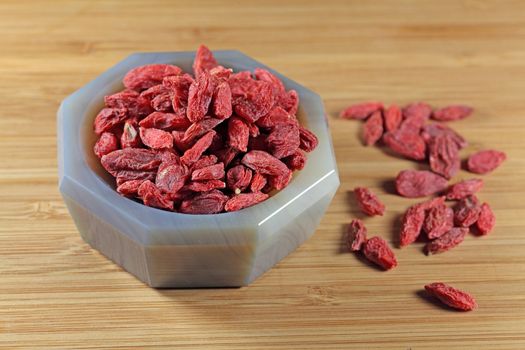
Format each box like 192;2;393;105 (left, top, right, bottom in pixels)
475;202;495;235
395;170;448;198
445;179;483;200
454;195;481;227
383;129;426;160
423;204;454;239
339;102;383;120
346;219;368;251
421;123;468;149
402;102;432;121
354;187;385;216
432;105;473;122
362;110;384;146
224;192;269;212
399;204;426;247
383;104;402;132
362;236;397;270
467;150;507;174
425;227;468;255
424;282;477;311
428;133;460;179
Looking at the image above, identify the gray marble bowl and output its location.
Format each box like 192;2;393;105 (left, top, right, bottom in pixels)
57;51;339;288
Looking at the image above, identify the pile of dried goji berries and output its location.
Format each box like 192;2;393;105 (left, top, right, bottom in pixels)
342;101;506;311
93;45;318;214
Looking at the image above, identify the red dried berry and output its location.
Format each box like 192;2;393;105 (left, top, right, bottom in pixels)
428;134;460;180
454;195;481;227
123;64;182;91
432;105;473;122
250;172;267;193
186;179;226;192
180;130;216;165
182;117;223;144
362;110;384;146
121;121;141;148
383;129;426;160
475;202;495;235
212;82;232;119
193;44;219;79
362;236;397;270
256;106;298;129
94;132;118;158
339;102;383;120
467;150;506;174
94;108;128;135
155;162;188;197
346;219;368;252
384;104;402;132
139;111;191;130
105;90;153;119
226;165;253;194
191;163;225;181
267;123;300;159
116;179;144;197
139;127;173;149
116;170;156;186
137;180;174;210
354;187;385;216
445;179;484;200
163;74;194;109
179;189;229;214
395;170;449;198
423;204;454;239
283;150;307;171
281;89;299;115
187;71;215;123
425;227;468;255
298;126;319;152
402;102;432;121
399;204;426;247
227;117;250;152
424;282;477;311
101;148;161;176
233;80;275;123
254;68;286;100
224;192;269;212
421;123;468;149
418;196;446;211
242;150;291;190
191;154;218;171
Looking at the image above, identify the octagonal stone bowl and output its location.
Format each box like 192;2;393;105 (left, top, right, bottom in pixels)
57;50;339;288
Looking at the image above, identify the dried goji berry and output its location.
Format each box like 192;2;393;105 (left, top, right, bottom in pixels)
212;82;232;119
182;117;223;144
139;111;190;130
171;130;190;152
267;123;300;159
186;179;226;192
94;132;118;158
215;146;239;168
242;150;291;189
115;170;156;186
93;107;128;136
139;127;174;149
298;126;319;152
383;129;426;160
425;227;468;255
191;154;218;171
283;150;307;171
395;170;448;198
417;196;446;211
180;130;216;165
116;179;144;197
454;195;481;227
234;80;275;123
421;123;468;149
384;104;402;132
226;165;253;194
137;180;174;210
163;73;194;109
254;68;286;102
423;204;454;239
362;236;397;270
155;162;188;197
339;102;383;120
354;187;385;216
191;163;225;181
250;172;267;193
193;44;219;79
281;89;299;115
120;120;141;148
445;179;484;200
256;106;298;129
123;64;182;91
186;71;215;123
467;150;506;174
399;204;426;247
227;117;250;152
224;192;269;212
424;282;477;311
362;110;384;146
432;105;473;122
179;189;229;214
475;202;495;235
105;90;153;119
428;134;460;179
346;219;368;252
101;148;161;176
402;102;432;121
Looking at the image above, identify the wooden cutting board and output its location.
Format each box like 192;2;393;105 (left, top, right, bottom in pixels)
1;1;524;348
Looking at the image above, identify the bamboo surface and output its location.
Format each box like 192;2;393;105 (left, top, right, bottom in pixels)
1;1;525;349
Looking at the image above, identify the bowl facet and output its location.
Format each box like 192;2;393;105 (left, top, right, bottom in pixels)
58;51;339;287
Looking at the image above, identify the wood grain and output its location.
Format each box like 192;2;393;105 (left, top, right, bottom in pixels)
1;0;525;348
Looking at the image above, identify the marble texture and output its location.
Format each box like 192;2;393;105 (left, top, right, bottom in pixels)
57;51;339;287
